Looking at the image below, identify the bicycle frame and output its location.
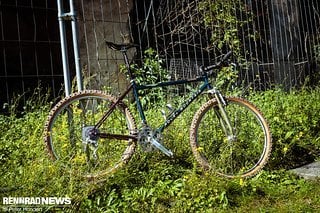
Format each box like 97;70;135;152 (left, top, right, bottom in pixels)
95;74;212;139
94;49;234;142
138;76;213;130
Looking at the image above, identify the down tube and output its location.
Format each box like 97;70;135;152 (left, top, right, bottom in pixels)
157;82;209;132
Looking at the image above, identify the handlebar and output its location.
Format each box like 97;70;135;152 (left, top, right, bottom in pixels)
201;51;234;75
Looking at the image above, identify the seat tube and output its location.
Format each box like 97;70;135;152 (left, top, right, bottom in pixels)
122;50;135;80
122;50;147;124
132;81;147;124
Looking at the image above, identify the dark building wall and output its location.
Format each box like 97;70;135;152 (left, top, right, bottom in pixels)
0;1;63;113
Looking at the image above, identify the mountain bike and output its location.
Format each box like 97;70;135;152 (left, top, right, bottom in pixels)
43;41;272;180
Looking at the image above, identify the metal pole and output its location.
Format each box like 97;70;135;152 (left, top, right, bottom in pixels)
57;0;71;96
69;0;83;91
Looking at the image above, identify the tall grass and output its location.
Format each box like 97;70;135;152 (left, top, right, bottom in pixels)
1;87;320;212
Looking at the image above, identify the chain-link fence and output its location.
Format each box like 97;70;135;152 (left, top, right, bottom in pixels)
77;0;320;92
1;0;320;111
0;1;64;111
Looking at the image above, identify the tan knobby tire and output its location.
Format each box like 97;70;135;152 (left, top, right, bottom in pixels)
43;90;137;180
190;97;272;178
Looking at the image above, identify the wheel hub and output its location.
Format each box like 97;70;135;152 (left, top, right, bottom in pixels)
82;126;100;145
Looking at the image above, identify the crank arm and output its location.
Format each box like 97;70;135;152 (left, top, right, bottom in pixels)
150;138;173;157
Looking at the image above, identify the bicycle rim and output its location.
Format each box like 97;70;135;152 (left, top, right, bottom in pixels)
43;90;136;180
190;97;272;178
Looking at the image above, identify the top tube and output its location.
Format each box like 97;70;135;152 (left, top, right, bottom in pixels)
136;76;206;90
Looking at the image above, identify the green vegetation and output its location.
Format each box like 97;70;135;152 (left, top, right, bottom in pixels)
122;48;170;108
1;87;320;212
199;0;248;52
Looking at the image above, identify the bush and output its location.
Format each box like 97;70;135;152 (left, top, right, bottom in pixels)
250;87;320;169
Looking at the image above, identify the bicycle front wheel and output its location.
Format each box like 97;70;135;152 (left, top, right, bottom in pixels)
43;90;137;180
190;97;272;178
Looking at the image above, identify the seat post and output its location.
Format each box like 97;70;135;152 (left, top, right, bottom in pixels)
121;50;135;80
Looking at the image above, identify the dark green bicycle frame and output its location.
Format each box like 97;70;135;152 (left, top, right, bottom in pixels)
92;47;234;141
94;73;213;139
136;75;213;132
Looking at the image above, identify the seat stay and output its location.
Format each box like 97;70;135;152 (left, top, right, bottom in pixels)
94;84;133;129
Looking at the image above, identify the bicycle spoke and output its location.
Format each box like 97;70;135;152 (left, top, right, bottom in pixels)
44;90;137;179
190;97;272;178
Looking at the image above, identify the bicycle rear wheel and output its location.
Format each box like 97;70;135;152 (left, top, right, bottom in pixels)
43;90;136;180
190;97;272;178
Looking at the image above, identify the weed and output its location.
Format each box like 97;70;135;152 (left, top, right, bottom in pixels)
1;86;320;212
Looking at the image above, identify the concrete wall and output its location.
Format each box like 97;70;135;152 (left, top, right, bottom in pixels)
76;0;134;93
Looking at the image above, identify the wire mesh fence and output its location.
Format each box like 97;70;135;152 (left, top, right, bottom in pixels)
1;0;320;111
0;1;65;111
76;0;320;93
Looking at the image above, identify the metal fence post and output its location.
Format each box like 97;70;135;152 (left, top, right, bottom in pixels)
57;0;83;96
57;0;71;96
70;0;83;92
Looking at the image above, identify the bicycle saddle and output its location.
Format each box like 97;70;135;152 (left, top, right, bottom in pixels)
105;41;139;51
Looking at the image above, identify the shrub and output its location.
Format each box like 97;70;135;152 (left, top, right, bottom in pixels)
250;87;320;169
